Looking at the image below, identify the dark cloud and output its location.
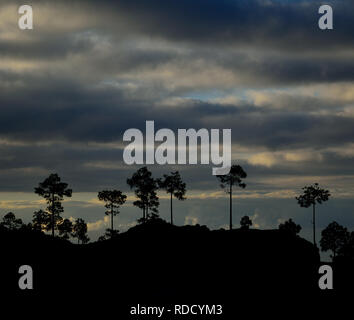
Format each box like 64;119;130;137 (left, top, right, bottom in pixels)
1;69;354;151
85;0;354;51
0;34;95;60
0;0;353;217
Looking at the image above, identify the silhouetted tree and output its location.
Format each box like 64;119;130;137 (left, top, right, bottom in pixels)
320;221;349;260
34;173;72;237
0;212;23;230
216;164;247;230
296;183;330;247
98;190;127;233
32;209;51;232
338;231;354;261
72;218;90;244
58;218;73;240
240;215;252;230
279;219;302;236
158;171;186;225
127;167;159;223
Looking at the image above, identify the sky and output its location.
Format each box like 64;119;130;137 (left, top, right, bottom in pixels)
1;0;354;253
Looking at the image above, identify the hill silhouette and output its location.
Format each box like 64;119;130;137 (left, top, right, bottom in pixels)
2;219;326;297
4;218;354;317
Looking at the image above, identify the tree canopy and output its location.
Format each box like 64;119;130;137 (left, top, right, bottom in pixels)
158;171;186;225
98;189;127;233
127;167;159;222
320;221;350;259
0;212;23;231
279;219;302;236
34;173;72;237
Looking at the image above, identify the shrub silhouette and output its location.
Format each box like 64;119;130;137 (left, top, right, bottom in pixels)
240;215;252;230
0;212;23;231
279;219;302;236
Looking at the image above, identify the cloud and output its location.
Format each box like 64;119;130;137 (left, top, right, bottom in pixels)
0;199;45;210
39;0;353;52
87;215;110;231
184;216;199;226
249;152;278;168
248;150;323;167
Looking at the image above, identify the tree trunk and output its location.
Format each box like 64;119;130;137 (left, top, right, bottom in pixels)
170;192;173;225
110;204;114;231
51;192;55;237
313;203;316;247
230;183;233;230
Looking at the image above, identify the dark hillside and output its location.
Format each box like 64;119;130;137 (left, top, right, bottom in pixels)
1;219;324;302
